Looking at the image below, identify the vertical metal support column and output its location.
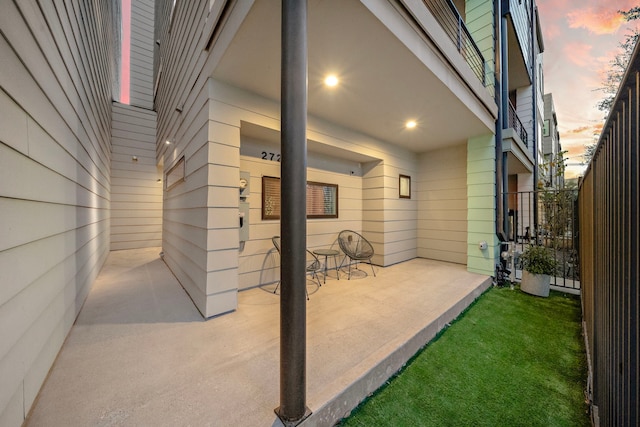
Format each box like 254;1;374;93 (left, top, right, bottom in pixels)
494;0;505;239
276;0;310;425
531;0;539;230
500;13;510;237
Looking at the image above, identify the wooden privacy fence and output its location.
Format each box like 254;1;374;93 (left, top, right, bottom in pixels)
578;42;640;427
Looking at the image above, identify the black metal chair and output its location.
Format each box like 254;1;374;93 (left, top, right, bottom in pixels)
272;236;321;299
337;230;376;279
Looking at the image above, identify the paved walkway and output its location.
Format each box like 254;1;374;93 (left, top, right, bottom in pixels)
26;247;491;426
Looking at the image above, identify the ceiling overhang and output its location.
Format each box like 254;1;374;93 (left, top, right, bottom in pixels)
212;0;496;153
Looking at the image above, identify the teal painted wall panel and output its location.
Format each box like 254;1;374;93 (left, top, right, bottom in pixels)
466;133;497;276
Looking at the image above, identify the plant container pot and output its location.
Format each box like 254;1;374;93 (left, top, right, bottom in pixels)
521;270;550;297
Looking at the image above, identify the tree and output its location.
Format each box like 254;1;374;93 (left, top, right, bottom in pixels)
538;150;567;189
538;151;576;251
596;8;640;115
621;6;640;21
583;142;597;164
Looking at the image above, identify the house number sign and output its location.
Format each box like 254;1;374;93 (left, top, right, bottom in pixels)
261;151;281;162
241;140;282;163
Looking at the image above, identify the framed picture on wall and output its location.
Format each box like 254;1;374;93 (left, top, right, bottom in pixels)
399;174;411;199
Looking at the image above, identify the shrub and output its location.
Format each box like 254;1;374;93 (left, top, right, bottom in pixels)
520;245;557;275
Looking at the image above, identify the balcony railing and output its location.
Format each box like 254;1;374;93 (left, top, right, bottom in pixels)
423;0;486;86
504;190;580;291
508;101;528;146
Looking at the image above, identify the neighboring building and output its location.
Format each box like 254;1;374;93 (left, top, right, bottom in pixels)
0;0;548;424
500;0;545;240
542;92;565;189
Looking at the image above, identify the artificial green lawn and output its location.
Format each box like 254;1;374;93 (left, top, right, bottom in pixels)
340;286;589;427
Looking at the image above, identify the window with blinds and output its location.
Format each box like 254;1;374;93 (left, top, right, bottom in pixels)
262;176;338;220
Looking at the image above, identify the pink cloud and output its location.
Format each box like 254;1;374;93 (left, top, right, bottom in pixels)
537;0;571;22
542;22;562;41
563;42;593;67
536;0;638;176
566;7;626;35
566;125;591;134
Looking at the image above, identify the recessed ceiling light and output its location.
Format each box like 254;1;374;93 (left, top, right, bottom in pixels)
165;140;171;145
324;74;339;87
406;120;417;129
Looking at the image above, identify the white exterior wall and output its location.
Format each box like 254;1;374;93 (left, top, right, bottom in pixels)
161;84;220;317
129;0;155;109
516;49;544;183
371;161;419;267
153;1;497;315
237;156;364;289
417;145;468;264
0;2;114;425
153;0;215;317
160;75;417;313
209;81;418;295
516;86;534;155
111;102;162;249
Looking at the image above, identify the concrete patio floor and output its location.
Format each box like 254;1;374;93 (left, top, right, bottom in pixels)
25;247;491;427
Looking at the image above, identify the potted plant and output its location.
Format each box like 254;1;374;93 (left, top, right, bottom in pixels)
519;245;557;297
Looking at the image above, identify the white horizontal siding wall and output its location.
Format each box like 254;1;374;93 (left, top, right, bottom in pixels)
129;0;155;109
154;0;240;318
417;145;468;264
153;0;496;315
209;80;418;292
154;0;211;163
161;86;219;317
364;161;418;267
111;102;162;249
237;156;363;290
0;2;114;425
516;86;536;158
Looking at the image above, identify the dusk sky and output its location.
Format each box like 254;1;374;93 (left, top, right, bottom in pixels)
537;0;639;178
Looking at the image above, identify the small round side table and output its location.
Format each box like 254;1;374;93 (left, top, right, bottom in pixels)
312;249;341;283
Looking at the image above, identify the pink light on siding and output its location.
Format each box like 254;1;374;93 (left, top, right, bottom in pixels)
120;0;131;104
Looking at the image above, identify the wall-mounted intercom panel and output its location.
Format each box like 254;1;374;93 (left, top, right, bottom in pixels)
239;201;250;241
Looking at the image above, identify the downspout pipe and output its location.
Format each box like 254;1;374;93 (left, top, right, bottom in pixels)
276;0;310;424
501;12;509;239
496;0;509;241
494;0;503;239
531;0;539;229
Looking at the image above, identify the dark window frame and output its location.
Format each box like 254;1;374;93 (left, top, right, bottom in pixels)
399;174;411;199
262;176;338;220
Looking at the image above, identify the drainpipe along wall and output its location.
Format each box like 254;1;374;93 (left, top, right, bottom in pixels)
496;0;509;239
494;0;503;239
531;0;539;229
